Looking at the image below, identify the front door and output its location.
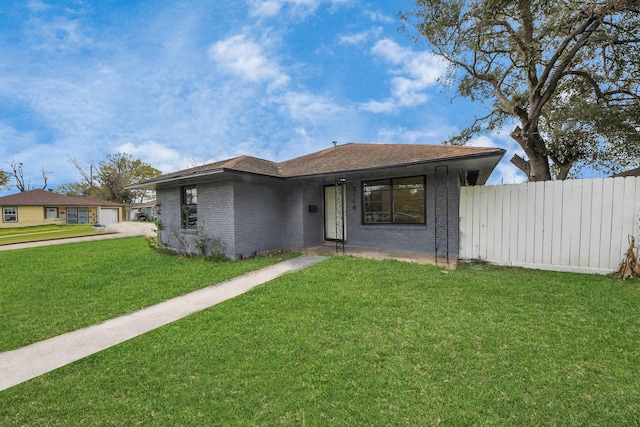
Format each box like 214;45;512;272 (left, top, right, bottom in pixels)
324;184;346;241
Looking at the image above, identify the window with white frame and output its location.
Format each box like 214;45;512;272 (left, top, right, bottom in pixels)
3;207;17;223
45;207;59;219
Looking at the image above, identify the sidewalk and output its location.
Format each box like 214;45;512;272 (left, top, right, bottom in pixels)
0;255;327;391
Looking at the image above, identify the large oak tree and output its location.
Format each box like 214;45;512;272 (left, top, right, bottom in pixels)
402;0;640;180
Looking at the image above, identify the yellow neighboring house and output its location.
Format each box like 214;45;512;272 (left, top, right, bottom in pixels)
0;189;123;229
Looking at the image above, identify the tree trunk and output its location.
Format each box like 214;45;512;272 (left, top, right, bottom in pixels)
554;163;572;180
510;126;552;182
526;148;552;181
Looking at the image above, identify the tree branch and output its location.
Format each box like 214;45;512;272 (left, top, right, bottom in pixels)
534;19;601;119
510;154;530;176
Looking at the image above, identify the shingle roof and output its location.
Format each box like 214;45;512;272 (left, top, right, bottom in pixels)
133;143;505;187
137;155;281;185
0;189;123;207
612;167;640;177
280;143;504;176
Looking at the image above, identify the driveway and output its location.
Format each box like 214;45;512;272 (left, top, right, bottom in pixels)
105;221;157;237
0;221;157;251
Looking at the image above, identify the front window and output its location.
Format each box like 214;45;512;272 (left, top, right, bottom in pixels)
3;207;17;223
78;208;89;224
362;176;425;224
67;207;77;224
45;207;59;220
182;186;197;229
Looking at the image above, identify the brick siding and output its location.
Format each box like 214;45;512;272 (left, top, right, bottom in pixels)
156;170;461;259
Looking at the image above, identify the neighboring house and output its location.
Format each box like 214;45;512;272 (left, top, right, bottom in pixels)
0;189;123;228
124;201;157;221
612;167;640;177
129;143;504;263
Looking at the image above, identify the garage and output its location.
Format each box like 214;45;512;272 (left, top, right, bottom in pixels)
100;208;119;226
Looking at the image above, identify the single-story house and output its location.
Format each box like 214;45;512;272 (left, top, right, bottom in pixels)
0;189;123;228
124;201;157;221
129;143;504;264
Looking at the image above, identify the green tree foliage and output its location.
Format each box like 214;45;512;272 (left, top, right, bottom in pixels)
0;169;9;191
96;153;161;204
54;182;90;197
402;0;640;180
57;153;161;203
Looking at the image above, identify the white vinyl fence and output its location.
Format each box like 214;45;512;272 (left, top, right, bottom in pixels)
459;176;640;274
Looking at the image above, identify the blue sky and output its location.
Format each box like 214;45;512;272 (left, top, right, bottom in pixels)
0;0;527;196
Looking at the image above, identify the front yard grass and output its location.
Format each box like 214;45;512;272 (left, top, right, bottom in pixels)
0;224;104;245
1;257;639;425
0;237;296;351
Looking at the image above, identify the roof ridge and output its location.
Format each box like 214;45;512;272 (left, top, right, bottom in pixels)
223;155;250;168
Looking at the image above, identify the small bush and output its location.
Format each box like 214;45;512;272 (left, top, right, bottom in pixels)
207;239;228;263
146;235;158;249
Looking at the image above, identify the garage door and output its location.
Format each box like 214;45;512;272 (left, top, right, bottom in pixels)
100;208;119;226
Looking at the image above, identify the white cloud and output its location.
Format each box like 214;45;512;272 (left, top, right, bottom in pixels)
372;38;445;88
24;2;95;53
339;27;382;46
389;76;429;105
360;38;446;112
116;141;187;174
469;133;527;185
246;0;352;18
208;34;289;89
359;99;396;114
277;91;346;123
246;0;284;17
487;160;527;185
364;9;394;24
377;126;455;144
26;0;51;13
467;135;501;149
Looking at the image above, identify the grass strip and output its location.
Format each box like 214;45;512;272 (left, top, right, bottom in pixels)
0;237;296;351
0;225;103;245
1;258;638;425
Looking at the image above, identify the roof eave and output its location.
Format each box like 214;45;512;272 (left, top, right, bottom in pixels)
128;169;227;190
285;149;506;180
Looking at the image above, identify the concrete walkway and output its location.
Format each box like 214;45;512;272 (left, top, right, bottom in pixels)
0;255;326;391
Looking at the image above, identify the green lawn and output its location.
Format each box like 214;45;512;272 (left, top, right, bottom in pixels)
0;224;104;245
0;237;296;351
1;256;639;425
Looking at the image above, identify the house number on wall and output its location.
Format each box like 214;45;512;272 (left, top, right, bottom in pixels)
352;185;357;210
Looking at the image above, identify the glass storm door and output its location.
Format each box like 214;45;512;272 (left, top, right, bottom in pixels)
324;184;346;241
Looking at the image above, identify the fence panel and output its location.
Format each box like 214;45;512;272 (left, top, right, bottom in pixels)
459;176;640;274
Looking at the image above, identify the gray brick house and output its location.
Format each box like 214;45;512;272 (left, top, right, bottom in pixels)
129;143;504;264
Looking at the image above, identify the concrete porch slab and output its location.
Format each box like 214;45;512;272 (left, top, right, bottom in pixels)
298;243;457;269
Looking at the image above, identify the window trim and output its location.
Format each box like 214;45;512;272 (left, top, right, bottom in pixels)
181;185;198;229
2;207;18;223
361;175;426;225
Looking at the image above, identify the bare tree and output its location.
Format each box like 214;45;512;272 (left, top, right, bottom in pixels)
9;160;27;192
7;160;52;191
